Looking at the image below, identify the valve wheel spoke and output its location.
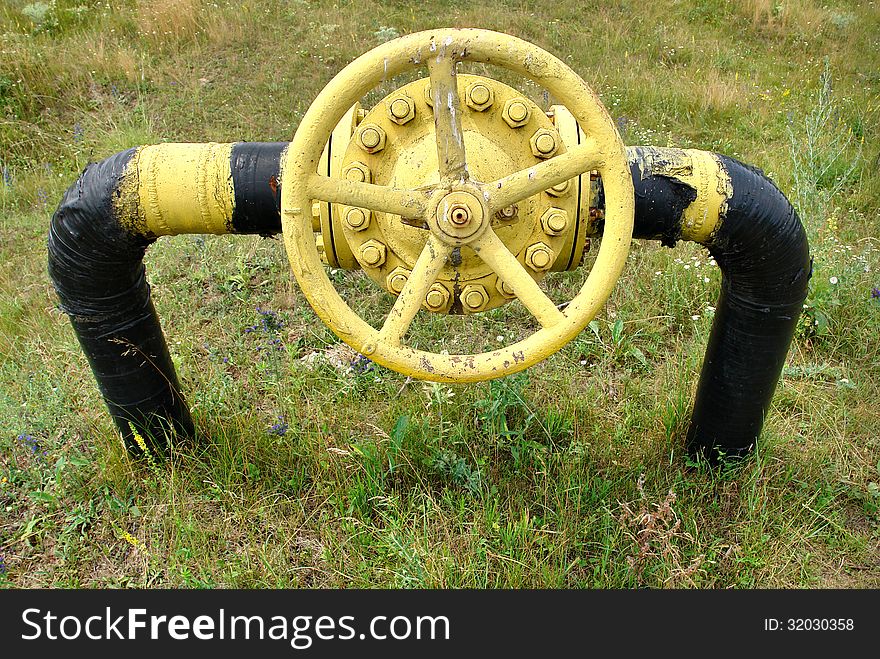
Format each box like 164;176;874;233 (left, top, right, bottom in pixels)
427;54;468;186
378;234;453;346
473;227;565;328
307;174;427;219
485;138;602;212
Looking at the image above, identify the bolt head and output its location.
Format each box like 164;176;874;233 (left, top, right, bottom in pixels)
357;123;386;153
359;239;387;267
386;267;410;294
345;207;371;231
494;204;518;221
525;242;555;272
502;98;532;128
424;83;434;107
461;284;490;312
388;96;415;125
424;283;450;311
540;208;568;236
530;128;559;158
343;161;371;183
465;82;494;111
495;277;516;298
546;179;571;197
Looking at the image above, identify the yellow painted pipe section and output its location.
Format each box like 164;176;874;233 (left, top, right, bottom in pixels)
631;147;731;244
116;143;235;237
680;150;731;244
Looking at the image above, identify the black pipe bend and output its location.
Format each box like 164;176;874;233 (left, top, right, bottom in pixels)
626;149;810;461
47;149;193;452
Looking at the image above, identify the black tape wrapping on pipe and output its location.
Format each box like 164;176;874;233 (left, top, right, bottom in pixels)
230;142;286;235
688;156;810;460
48;148;194;452
624;147;810;461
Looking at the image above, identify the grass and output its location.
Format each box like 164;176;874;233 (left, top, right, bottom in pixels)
1;0;878;588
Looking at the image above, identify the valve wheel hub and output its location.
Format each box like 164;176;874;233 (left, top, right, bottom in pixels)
432;190;486;242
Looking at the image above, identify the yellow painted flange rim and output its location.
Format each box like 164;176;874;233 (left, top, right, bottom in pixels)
281;28;634;382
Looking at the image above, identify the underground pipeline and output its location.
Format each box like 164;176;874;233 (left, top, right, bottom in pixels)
47;143;810;460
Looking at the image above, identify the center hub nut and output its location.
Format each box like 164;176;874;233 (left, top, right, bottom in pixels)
433;191;486;242
449;204;470;226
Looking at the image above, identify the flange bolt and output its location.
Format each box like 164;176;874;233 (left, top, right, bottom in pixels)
525;242;555;272
360;240;387;267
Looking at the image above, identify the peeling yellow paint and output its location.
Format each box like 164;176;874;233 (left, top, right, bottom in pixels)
117;143;236;237
633;146;731;244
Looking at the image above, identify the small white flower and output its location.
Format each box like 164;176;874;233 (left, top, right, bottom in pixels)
684;264;690;270
655;271;662;275
829;276;839;285
691;314;700;321
704;277;710;283
496;335;504;342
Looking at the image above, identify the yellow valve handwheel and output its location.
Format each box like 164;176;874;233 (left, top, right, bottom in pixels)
281;28;634;382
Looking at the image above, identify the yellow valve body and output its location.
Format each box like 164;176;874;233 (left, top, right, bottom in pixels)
335;75;583;314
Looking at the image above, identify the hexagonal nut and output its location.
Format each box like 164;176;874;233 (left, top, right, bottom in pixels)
386;267;410;295
465;82;494;112
461;284;490;312
540;208;569;236
530;128;560;158
359;239;387;268
546;179;571;197
525;242;555;272
344;207;371;231
343;161;372;184
495;277;516;299
387;95;415;125
502;98;532;128
424;83;434;107
356;123;386;153
494;204;518;221
423;283;450;311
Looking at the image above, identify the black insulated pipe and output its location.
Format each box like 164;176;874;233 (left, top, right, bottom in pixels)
47;149;193;452
49;143;809;463
47;143;285;452
686;156;810;460
625;147;810;461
